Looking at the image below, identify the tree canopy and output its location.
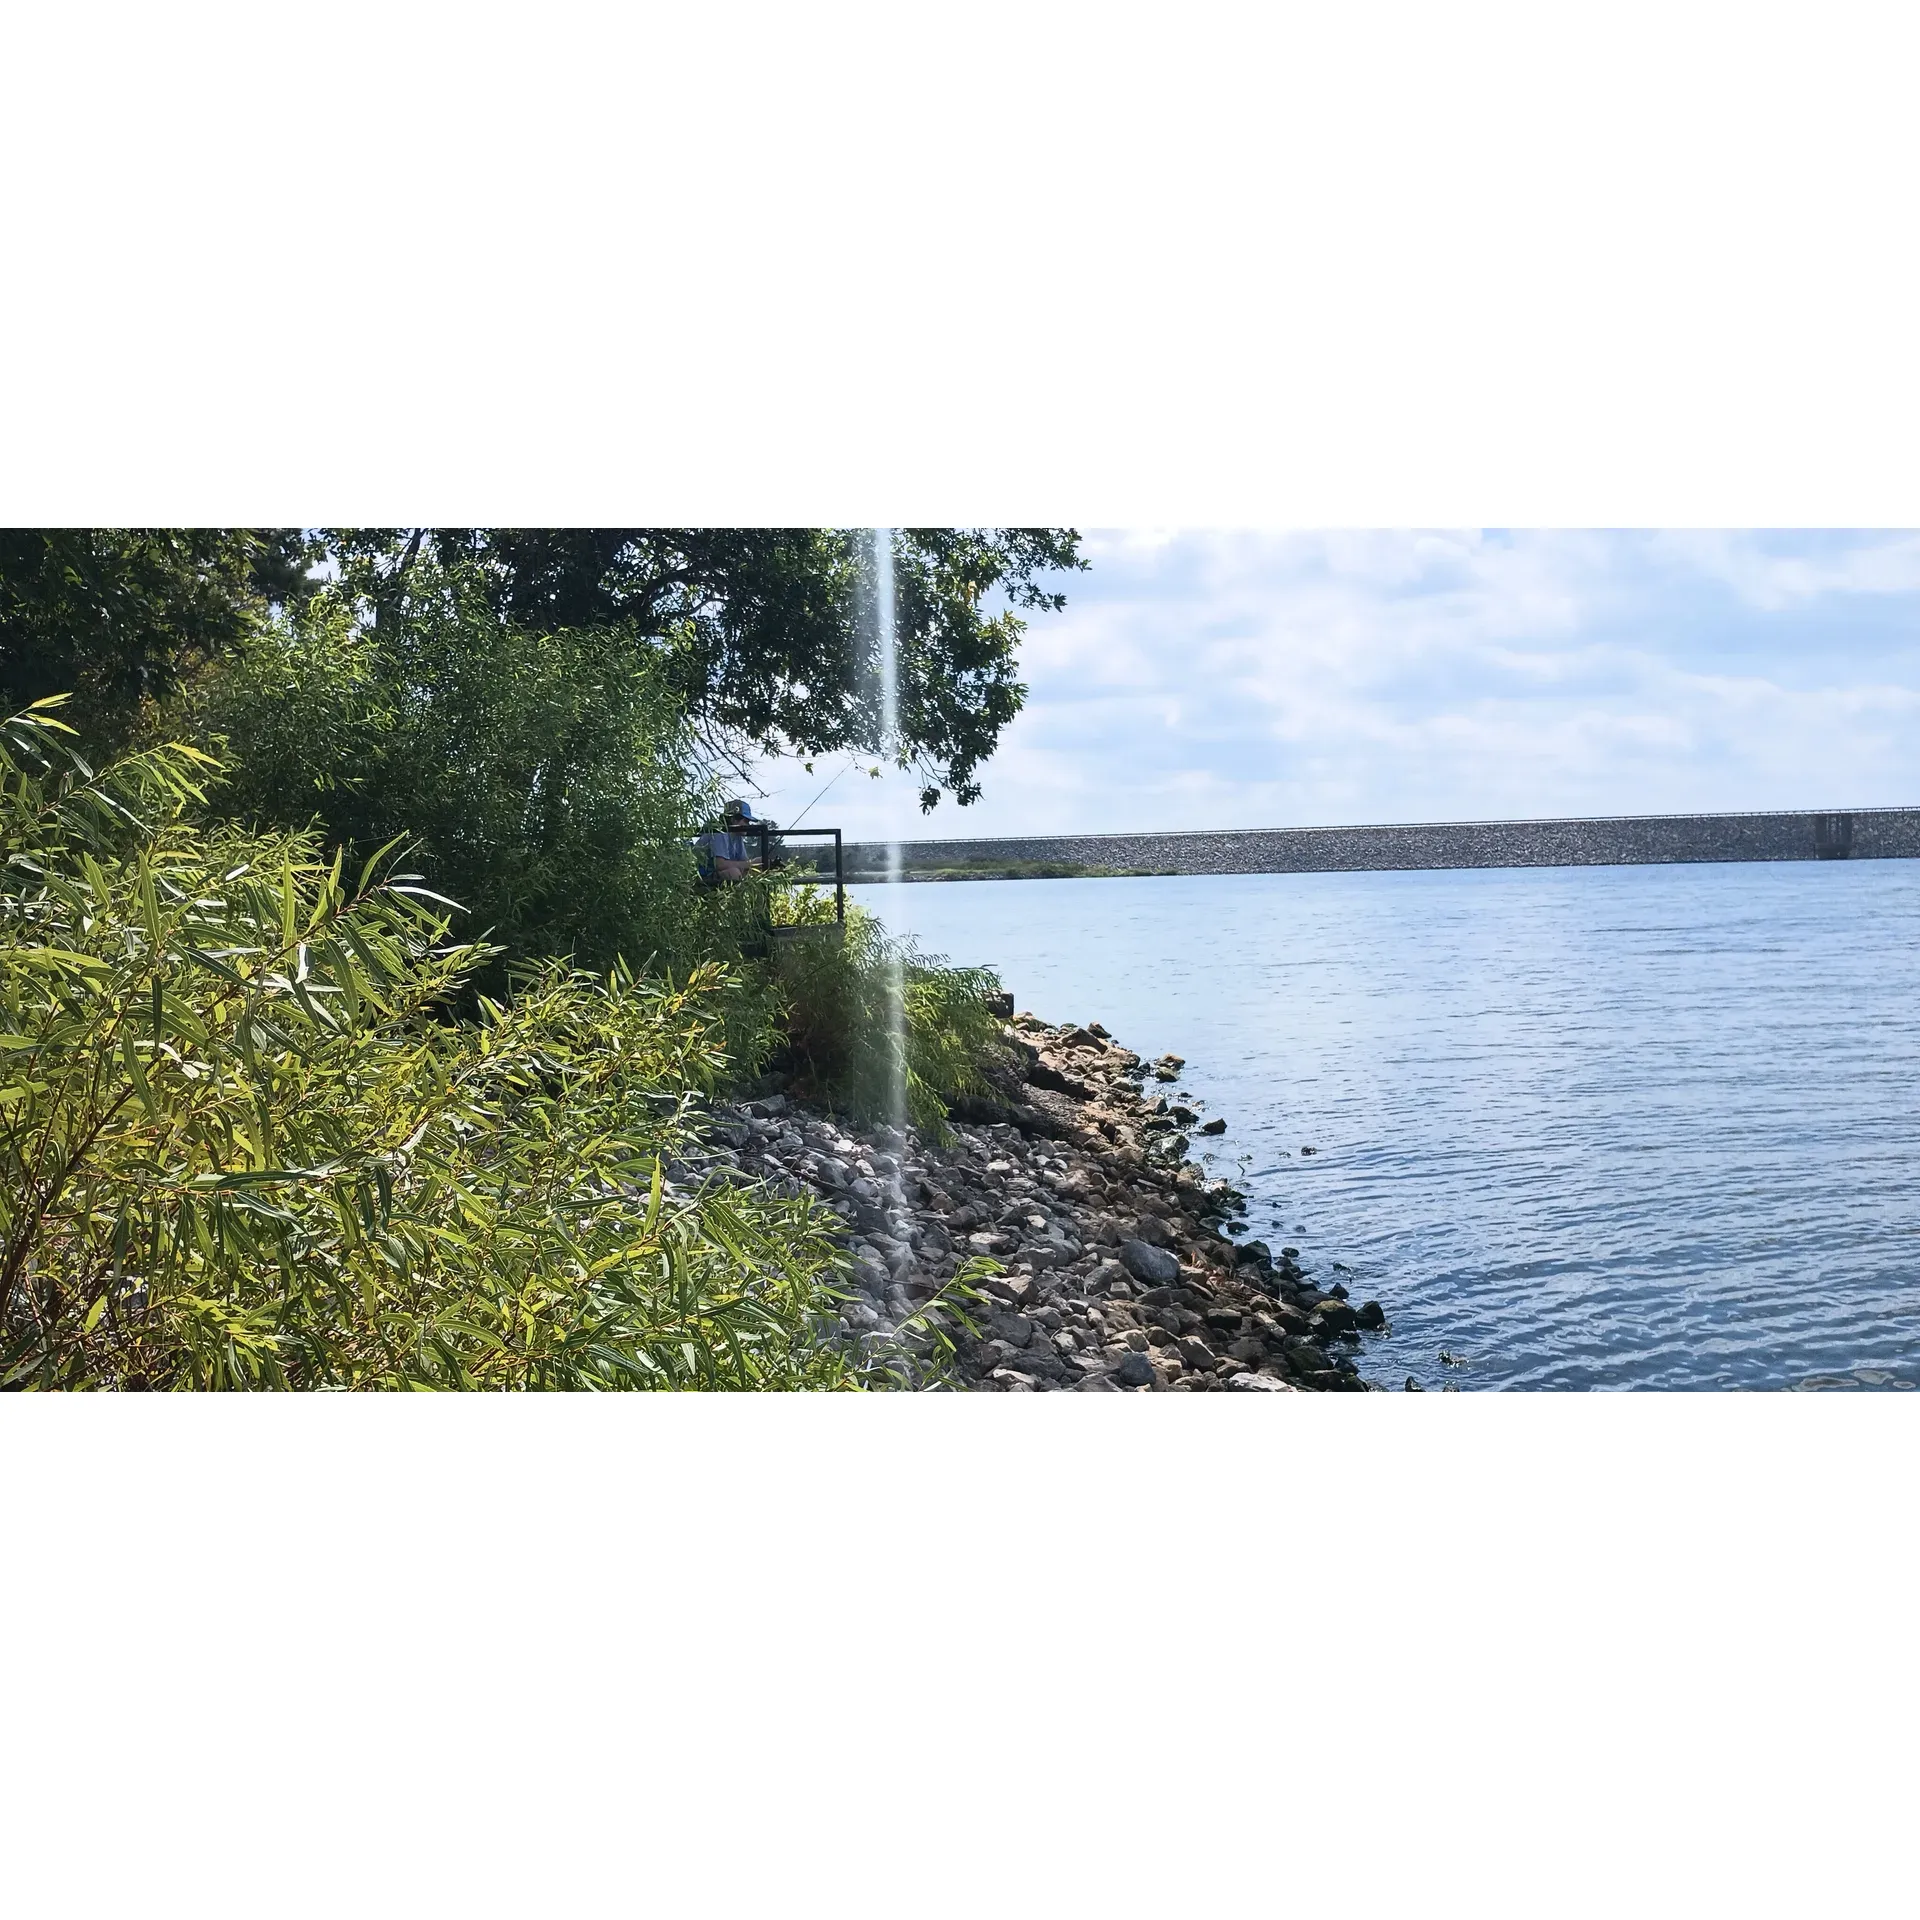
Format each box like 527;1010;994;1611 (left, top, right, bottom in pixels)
192;568;734;986
0;526;1085;806
0;528;315;746
326;527;1084;808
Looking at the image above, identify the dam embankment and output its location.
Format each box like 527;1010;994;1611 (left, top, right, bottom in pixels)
842;806;1920;878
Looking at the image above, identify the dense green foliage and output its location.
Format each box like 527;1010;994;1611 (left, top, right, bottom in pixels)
190;567;745;989
0;529;314;748
326;526;1084;808
0;700;875;1391
775;902;1015;1138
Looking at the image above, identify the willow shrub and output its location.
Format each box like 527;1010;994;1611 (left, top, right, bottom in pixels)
186;572;738;990
775;897;1015;1139
0;700;882;1391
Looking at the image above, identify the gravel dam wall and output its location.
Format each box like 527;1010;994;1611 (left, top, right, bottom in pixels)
842;808;1920;877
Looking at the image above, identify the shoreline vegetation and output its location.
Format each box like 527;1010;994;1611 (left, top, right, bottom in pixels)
1;527;1399;1390
0;700;1004;1390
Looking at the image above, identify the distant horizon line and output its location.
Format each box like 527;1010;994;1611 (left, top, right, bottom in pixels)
840;802;1904;848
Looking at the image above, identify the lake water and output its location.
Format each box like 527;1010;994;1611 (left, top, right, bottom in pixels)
851;863;1920;1391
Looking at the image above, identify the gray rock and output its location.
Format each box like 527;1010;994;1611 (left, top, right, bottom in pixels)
1226;1371;1295;1393
1027;1059;1090;1099
1118;1239;1180;1286
988;1312;1034;1350
1115;1351;1155;1387
980;1272;1038;1308
1020;1344;1068;1380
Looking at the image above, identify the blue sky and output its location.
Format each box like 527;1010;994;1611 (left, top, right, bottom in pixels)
749;530;1920;840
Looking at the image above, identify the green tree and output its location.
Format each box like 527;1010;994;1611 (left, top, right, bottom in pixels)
325;527;1085;808
0;528;316;747
192;565;738;988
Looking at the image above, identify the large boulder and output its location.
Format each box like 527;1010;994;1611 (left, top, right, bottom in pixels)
980;1272;1039;1308
987;1312;1034;1349
1283;1337;1335;1378
1026;1059;1090;1100
1310;1299;1360;1337
1118;1239;1180;1287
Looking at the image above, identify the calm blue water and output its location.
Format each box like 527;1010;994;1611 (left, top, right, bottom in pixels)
852;863;1920;1391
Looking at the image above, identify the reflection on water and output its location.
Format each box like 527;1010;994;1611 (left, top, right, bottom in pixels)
853;861;1920;1391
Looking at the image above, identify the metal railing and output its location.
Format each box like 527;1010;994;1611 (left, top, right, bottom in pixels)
743;824;845;927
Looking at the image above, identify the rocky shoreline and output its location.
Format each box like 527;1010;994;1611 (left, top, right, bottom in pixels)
684;1011;1389;1392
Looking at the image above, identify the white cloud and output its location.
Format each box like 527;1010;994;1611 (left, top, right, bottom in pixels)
1648;530;1920;609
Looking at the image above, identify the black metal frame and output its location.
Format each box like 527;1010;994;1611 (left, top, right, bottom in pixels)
745;823;845;923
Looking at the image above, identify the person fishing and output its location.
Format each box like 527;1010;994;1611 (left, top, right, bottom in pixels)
695;800;759;883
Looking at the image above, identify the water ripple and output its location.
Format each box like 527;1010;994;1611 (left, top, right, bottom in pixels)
853;860;1920;1391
